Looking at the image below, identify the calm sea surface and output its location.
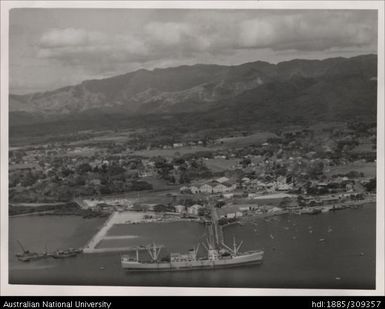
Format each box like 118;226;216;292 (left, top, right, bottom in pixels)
9;204;376;289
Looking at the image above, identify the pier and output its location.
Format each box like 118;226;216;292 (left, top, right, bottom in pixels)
83;212;118;253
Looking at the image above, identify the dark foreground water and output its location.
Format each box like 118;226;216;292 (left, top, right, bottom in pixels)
9;204;376;289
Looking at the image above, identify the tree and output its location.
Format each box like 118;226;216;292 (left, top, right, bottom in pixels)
215;201;226;208
240;158;251;168
297;195;306;206
131;180;153;191
364;178;376;192
76;163;92;175
279;197;292;208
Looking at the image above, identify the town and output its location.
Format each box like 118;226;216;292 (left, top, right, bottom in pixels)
9;120;376;232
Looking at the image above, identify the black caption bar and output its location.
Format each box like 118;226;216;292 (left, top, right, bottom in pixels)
0;297;384;309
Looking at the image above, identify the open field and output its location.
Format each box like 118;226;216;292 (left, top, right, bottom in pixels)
70;131;134;146
79;187;179;207
65;147;99;157
205;158;238;172
325;161;376;178
133;145;222;158
216;132;277;147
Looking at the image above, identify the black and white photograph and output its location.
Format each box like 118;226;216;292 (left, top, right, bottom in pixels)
1;0;384;296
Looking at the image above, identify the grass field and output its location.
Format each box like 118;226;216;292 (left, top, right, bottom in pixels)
216;132;277;147
133;145;222;158
325;162;376;178
205;158;239;172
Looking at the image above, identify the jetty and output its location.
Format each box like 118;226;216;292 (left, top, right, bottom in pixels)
83;212;118;253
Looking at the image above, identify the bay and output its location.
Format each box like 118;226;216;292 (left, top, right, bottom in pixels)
9;204;376;289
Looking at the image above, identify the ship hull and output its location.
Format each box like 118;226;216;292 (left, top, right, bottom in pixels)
121;251;264;271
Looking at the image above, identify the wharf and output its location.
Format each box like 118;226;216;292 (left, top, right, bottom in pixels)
83;212;118;253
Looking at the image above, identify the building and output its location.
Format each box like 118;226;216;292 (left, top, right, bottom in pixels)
213;184;228;193
187;204;202;216
174;205;186;213
200;184;213;194
223;193;234;199
277;183;293;191
217;205;243;219
179;186;190;193
213;182;236;193
189;186;200;194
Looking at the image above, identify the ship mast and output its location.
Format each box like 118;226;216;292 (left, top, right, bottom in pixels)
146;243;163;262
17;240;27;253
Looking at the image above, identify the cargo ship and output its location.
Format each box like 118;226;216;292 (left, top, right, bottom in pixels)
121;241;263;271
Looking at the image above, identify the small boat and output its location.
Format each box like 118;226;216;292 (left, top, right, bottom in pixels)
50;248;83;259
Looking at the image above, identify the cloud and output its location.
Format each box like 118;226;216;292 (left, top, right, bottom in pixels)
237;12;377;51
30;10;377;87
37;28;149;70
39;28;103;48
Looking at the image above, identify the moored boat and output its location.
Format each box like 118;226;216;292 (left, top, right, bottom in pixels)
50;248;83;259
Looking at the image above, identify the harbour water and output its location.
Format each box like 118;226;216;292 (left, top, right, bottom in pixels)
9;203;376;289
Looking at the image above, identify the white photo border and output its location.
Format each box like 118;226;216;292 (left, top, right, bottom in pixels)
1;0;384;296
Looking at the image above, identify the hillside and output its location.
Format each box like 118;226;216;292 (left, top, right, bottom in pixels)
9;54;377;131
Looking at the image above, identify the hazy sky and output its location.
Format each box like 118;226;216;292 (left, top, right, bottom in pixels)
9;9;377;94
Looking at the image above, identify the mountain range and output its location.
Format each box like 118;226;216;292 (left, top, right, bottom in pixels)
10;54;377;128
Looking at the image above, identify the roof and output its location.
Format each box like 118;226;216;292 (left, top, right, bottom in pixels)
174;204;185;208
200;184;213;188
215;177;230;184
190;204;203;209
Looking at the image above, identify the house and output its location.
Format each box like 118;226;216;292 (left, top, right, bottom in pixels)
346;183;354;192
223;193;234;199
217;205;243;219
213;184;228;193
277;183;293;191
88;179;101;186
267;206;283;214
200;184;213;194
180;186;190;194
189;186;200;194
241;177;251;184
319;195;341;205
174;205;186;213
187;204;202;216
